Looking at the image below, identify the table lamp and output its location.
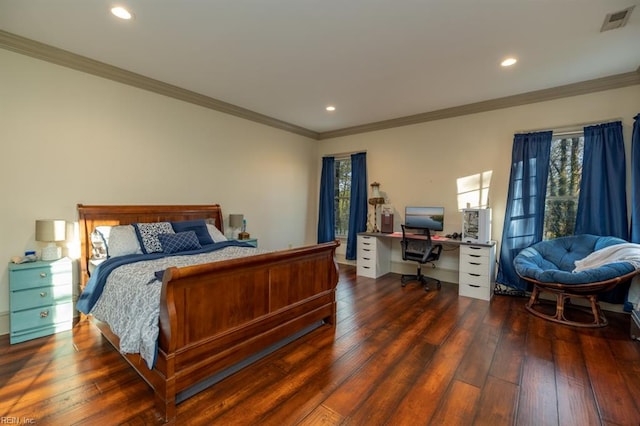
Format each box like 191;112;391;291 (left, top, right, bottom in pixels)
36;219;67;261
368;182;385;233
229;214;244;239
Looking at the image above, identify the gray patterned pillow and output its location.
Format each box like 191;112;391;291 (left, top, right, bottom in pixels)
133;222;174;253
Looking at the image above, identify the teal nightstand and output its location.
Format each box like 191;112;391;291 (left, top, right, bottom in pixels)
235;238;258;247
9;257;73;344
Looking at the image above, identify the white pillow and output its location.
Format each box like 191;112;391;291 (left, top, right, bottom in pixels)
206;223;228;243
108;225;143;257
90;226;110;259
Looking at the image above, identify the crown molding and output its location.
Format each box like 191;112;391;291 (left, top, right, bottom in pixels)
0;30;319;140
2;30;638;141
318;70;640;140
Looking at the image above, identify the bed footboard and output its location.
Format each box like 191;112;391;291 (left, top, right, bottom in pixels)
154;240;340;421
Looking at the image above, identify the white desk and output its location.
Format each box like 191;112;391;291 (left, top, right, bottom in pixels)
357;232;496;301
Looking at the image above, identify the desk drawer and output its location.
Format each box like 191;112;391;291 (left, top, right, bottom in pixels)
357;264;378;278
358;235;378;247
459;257;491;275
356;234;391;278
357;246;377;259
459;282;492;301
357;253;376;266
458;243;495;301
459;271;490;288
460;244;490;259
357;236;377;256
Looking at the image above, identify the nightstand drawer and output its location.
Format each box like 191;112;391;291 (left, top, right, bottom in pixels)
11;285;73;312
11;301;74;333
9;263;72;290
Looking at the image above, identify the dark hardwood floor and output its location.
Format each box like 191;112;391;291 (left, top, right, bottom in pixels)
1;264;639;425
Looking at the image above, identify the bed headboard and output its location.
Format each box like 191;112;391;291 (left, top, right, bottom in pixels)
77;204;224;286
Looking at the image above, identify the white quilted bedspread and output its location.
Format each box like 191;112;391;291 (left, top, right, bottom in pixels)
90;245;263;368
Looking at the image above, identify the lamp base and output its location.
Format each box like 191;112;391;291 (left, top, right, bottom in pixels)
238;232;250;240
41;244;61;261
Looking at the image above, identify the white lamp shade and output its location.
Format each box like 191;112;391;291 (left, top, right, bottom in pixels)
36;220;67;242
371;182;381;198
229;214;244;229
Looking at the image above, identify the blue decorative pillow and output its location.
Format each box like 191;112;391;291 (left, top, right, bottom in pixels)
133;222;174;254
171;219;214;246
158;231;202;254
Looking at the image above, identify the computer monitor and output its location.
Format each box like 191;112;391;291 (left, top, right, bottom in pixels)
404;206;444;231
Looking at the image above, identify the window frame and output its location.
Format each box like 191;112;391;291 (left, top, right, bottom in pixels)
542;131;584;240
334;156;351;238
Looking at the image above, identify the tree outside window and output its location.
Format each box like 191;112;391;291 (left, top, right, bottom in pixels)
334;158;351;237
543;135;584;239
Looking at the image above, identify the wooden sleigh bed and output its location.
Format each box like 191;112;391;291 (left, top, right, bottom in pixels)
77;204;339;422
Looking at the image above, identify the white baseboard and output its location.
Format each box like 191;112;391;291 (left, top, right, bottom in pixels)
336;254;355;266
336;256;458;283
390;260;459;285
342;259;627;315
538;292;626;313
0;311;8;336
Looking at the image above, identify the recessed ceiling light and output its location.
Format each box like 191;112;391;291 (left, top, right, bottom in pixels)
501;57;517;67
111;6;133;20
326;106;336;112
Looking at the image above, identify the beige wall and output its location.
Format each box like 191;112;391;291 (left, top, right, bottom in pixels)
1;46;639;335
319;86;640;277
0;49;319;334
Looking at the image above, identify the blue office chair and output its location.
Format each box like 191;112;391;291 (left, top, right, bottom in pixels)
401;224;443;291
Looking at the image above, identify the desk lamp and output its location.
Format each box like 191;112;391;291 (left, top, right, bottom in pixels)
368;182;385;233
36;219;67;261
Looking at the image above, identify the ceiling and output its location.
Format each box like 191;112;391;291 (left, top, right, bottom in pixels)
1;0;639;138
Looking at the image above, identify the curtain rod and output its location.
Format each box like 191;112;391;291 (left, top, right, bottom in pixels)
323;150;366;159
515;117;623;135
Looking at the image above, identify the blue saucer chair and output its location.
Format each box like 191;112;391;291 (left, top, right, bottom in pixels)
514;234;638;327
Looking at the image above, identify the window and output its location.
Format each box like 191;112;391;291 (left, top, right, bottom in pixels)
456;171;493;210
334;157;351;236
543;134;584;239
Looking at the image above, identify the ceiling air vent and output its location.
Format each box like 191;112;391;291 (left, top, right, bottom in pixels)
600;6;634;32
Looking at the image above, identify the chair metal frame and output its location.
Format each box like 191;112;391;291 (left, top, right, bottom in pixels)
400;224;443;291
